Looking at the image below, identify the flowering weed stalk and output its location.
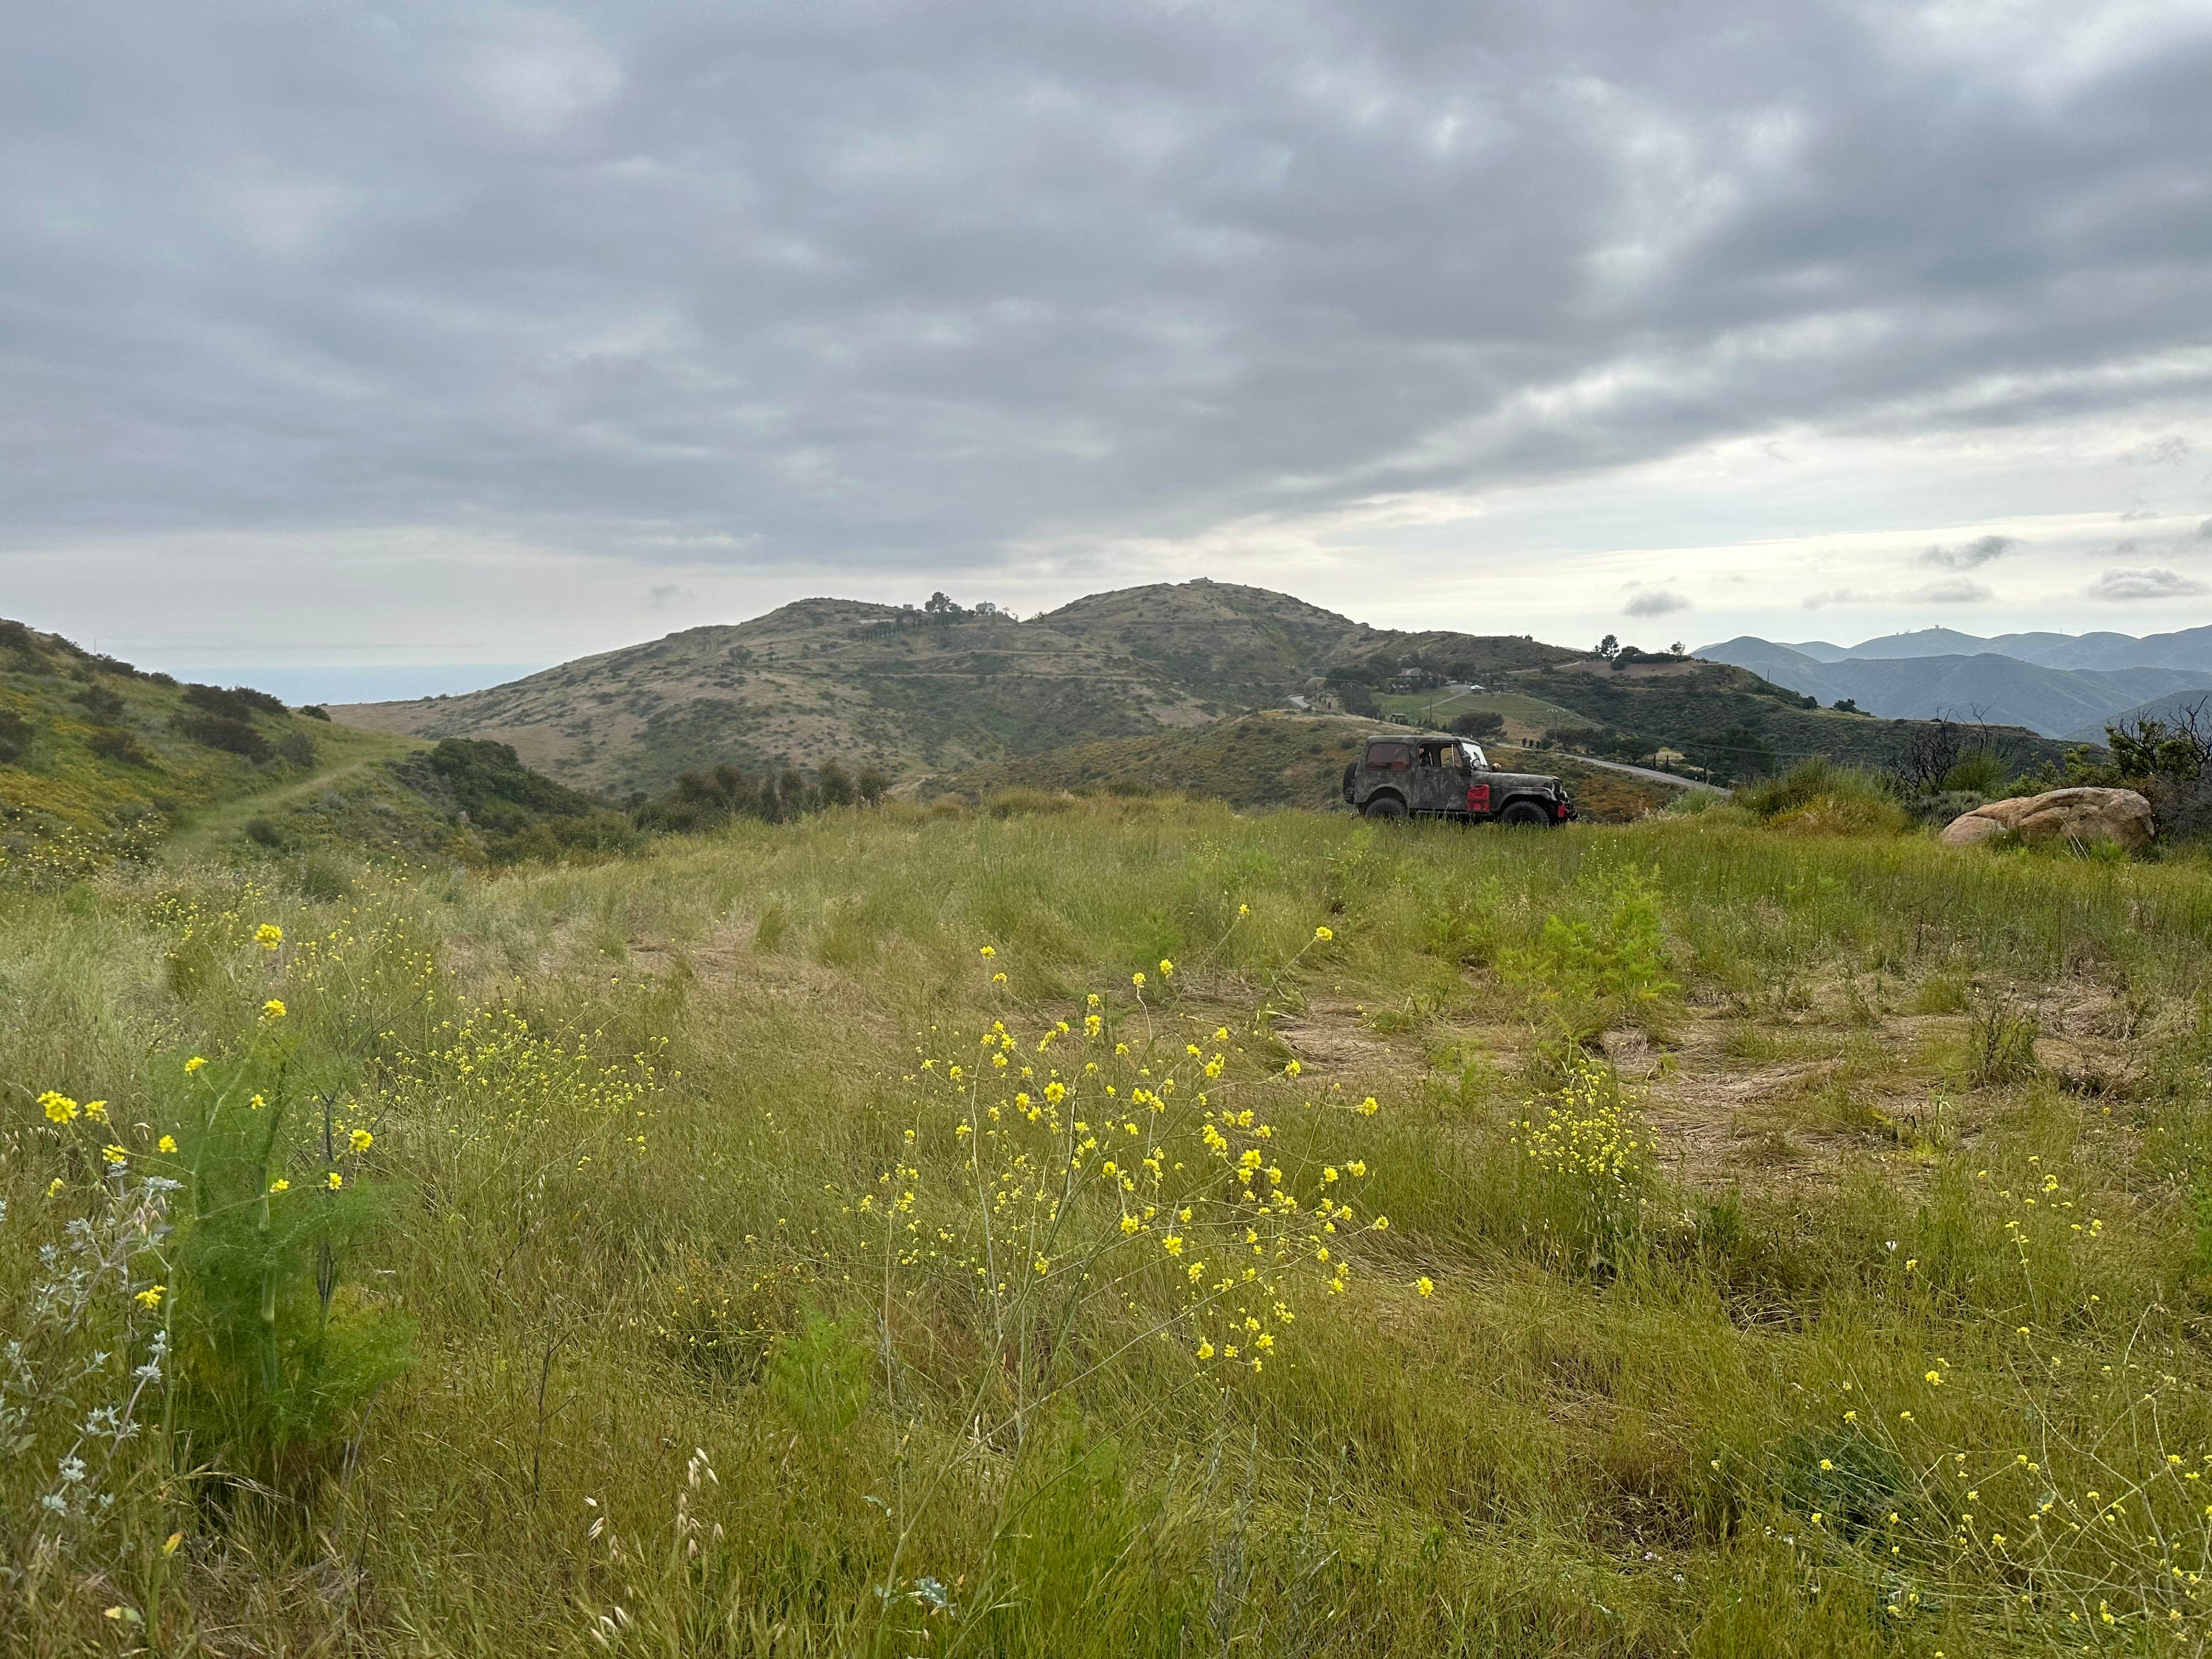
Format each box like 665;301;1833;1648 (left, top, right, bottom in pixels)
1514;1054;1653;1275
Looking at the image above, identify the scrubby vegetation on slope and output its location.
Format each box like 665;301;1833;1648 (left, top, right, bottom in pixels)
0;617;652;872
1512;657;2078;786
0;619;367;857
8;797;2212;1655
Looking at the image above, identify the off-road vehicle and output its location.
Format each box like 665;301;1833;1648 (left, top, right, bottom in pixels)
1340;733;1575;826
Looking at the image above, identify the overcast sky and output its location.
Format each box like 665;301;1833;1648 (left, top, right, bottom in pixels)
5;0;2211;690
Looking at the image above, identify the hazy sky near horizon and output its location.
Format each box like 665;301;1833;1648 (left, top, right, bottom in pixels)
6;0;2212;682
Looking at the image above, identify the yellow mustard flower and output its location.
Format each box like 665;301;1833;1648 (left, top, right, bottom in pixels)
325;1172;343;1190
269;1178;290;1193
157;1135;178;1154
255;923;283;950
101;1144;128;1165
1416;1277;1435;1296
261;998;286;1020
83;1099;109;1123
184;1056;207;1074
1314;926;1333;941
349;1127;373;1153
39;1091;79;1124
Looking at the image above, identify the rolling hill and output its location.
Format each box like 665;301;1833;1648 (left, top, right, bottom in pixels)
334;580;2075;796
1693;635;2212;736
330;582;1584;795
2067;687;2212;743
0;617;632;867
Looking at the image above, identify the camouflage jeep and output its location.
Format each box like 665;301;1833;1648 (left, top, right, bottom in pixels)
1340;733;1575;826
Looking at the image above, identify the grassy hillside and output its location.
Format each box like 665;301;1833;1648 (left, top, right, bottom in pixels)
923;710;1679;822
0;618;408;860
8;799;2210;1655
0;618;635;872
329;582;1587;796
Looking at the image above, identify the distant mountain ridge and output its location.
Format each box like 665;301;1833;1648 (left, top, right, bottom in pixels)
1742;624;2212;674
2068;688;2212;744
1696;627;2212;736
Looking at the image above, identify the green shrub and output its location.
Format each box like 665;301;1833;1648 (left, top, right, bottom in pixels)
86;726;150;766
1498;863;1677;1048
169;1057;413;1487
1736;757;1895;822
175;712;269;760
0;708;35;764
1939;748;2012;794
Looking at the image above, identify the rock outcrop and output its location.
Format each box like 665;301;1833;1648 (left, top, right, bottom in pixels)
1939;787;2153;851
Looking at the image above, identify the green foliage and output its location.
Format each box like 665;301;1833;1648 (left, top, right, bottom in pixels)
633;758;889;834
168;1066;412;1484
765;1307;872;1441
1734;758;1908;835
7;804;2212;1653
0;708;37;764
1498;863;1677;1048
1938;747;2011;794
402;738;642;863
173;712;269;760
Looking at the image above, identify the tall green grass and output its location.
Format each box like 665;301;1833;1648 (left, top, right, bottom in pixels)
4;800;2211;1655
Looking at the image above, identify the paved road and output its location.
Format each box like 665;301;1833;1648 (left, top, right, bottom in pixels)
1514;749;1726;793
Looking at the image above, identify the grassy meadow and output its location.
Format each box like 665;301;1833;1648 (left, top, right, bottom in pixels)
7;797;2212;1656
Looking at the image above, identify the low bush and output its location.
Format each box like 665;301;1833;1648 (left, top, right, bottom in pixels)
174;713;269;761
1735;757;1904;834
86;726;150;766
0;708;32;764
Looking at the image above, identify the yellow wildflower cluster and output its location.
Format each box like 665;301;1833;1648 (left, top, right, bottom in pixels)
878;978;1385;1396
1517;1054;1648;1186
379;1003;665;1171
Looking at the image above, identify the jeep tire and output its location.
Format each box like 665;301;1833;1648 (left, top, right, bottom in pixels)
1498;799;1552;828
1362;795;1408;822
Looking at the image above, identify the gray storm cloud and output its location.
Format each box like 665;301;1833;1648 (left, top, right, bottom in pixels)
2;0;2210;588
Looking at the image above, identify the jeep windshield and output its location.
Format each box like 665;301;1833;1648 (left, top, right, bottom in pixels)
1459;741;1489;770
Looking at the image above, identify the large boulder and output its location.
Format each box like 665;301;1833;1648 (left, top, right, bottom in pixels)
1939;787;2154;851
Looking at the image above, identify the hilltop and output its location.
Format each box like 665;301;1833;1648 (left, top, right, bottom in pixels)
331;580;1581;794
332;580;2070;794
